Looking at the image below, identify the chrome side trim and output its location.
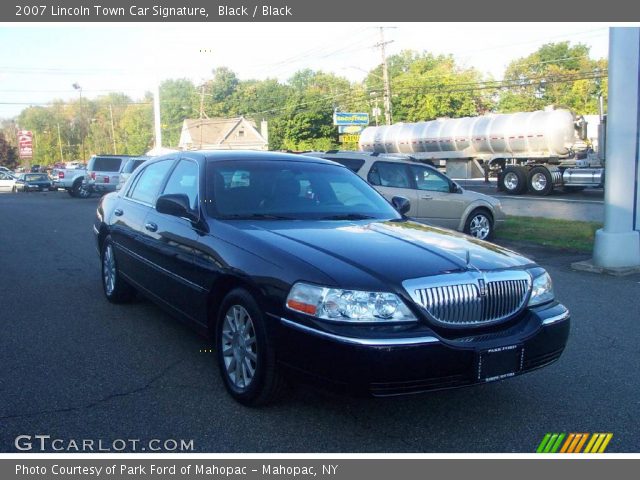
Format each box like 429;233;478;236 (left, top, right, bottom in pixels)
280;318;439;346
541;310;570;326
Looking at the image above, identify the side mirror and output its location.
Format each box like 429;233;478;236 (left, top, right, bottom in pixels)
450;182;462;193
156;193;198;222
391;196;411;215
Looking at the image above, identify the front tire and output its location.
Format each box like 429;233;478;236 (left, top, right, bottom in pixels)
216;289;286;406
464;209;494;241
101;235;135;303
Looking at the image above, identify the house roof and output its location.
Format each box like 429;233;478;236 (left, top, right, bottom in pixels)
181;117;266;146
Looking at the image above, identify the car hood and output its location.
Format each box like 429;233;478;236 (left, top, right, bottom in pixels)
227;219;535;288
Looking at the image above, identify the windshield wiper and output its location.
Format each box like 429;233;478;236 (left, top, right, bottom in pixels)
320;214;376;220
220;213;295;220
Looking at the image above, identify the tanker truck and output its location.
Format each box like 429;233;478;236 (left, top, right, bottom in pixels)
358;107;605;196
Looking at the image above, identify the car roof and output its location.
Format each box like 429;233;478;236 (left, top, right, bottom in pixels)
147;150;343;167
303;150;436;168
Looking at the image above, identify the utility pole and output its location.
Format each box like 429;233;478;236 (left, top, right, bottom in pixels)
57;123;64;162
376;27;394;125
109;104;117;154
153;81;162;151
72;83;85;160
199;84;205;119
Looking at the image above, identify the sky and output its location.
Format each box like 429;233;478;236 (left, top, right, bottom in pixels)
0;23;610;120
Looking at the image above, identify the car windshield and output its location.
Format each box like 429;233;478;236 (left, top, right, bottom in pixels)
25;174;47;181
206;159;401;221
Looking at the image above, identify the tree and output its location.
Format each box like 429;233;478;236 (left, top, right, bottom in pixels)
498;42;607;114
118;98;154;155
0;132;18;169
159;79;198;147
364;51;493;123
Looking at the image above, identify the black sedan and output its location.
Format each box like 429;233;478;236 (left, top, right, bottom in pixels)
14;173;53;192
93;151;570;406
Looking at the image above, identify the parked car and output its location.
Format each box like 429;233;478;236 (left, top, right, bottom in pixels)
94;151;569;406
303;151;504;241
13;173;53;192
52;164;90;198
0;171;17;191
85;154;136;194
116;156;149;191
30;164;42;173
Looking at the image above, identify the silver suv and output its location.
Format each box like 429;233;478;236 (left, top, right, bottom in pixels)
303;151;505;240
85;155;135;194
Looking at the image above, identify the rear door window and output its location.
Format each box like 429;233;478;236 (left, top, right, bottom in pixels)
369;161;412;188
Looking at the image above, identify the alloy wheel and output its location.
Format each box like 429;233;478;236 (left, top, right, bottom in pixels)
103;244;116;296
469;214;491;240
221;305;258;391
504;172;519;190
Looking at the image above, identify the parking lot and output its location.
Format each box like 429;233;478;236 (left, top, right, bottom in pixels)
0;191;638;453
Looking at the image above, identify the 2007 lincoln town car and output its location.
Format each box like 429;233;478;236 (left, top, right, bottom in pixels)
93;151;570;406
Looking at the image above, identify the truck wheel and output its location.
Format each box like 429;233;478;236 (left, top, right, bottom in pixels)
72;179;92;199
500;166;528;195
464;209;494;241
528;166;554;196
216;289;287;406
101;235;135;303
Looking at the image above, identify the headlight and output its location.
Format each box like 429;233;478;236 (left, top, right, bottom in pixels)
286;282;417;323
527;270;554;306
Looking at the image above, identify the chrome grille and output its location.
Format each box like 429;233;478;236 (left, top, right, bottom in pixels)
403;271;531;326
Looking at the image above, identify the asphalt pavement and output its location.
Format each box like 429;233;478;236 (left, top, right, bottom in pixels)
460;180;604;222
0;191;638;453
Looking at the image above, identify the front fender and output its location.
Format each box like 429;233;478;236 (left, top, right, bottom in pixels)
456;200;496;231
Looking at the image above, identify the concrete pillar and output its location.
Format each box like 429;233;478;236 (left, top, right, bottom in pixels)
592;27;640;268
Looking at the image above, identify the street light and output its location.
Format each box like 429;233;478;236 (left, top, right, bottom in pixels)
72;83;85;161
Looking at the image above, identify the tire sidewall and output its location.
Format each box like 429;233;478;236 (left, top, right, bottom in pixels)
216;289;273;405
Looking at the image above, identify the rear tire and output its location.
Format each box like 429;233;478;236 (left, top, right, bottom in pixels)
72;179;92;198
527;166;554;196
101;235;135;303
500;166;528;195
216;289;286;406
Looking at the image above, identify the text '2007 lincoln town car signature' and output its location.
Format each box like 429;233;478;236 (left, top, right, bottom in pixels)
93;151;569;406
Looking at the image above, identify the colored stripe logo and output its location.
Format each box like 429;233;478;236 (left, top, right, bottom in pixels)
536;433;613;453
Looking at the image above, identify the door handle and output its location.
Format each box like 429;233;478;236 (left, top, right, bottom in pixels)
421;195;433;200
114;208;123;216
145;222;158;232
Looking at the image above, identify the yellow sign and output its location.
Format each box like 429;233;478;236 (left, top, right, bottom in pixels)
339;134;360;143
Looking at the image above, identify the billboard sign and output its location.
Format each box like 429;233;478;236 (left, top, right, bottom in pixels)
17;130;33;159
333;112;369;126
338;125;365;134
339;134;361;143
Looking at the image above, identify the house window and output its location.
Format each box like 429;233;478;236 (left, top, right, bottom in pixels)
237;130;245;138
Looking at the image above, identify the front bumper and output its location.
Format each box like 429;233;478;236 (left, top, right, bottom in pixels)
274;302;570;396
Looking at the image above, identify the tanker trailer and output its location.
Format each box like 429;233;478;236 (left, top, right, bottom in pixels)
358;107;605;196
